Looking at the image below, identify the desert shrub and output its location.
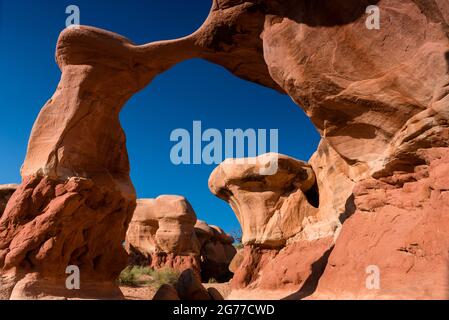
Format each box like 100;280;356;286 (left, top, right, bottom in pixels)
208;278;218;284
233;242;244;250
118;266;154;286
148;268;179;289
118;266;179;288
118;266;139;286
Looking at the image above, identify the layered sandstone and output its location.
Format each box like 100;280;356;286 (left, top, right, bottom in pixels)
313;147;449;299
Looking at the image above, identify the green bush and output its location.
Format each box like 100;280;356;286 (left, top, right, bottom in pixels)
149;268;179;288
233;242;244;250
118;266;179;288
118;266;140;286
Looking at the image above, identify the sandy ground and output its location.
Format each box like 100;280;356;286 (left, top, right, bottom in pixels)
121;282;232;300
227;289;297;300
120;283;295;300
120;286;157;300
204;282;232;299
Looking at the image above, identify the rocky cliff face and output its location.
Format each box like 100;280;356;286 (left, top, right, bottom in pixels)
1;0;448;299
202;0;449;299
125;196;236;282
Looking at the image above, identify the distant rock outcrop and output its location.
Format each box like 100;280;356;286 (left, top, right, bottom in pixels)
0;185;17;217
125;196;236;282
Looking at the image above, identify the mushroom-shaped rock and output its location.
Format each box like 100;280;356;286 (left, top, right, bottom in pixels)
126;196;201;273
209;153;319;248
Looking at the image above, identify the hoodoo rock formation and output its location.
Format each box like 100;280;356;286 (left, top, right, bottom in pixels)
125;196;236;282
1;0;448;299
209;153;320;248
209;153;334;293
126;196;201;274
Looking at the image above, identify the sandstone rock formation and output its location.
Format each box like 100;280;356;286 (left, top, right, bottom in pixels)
2;0;448;300
0;185;18;218
176;269;212;300
125;196;236;282
202;0;449;299
210;153;319;248
209;154;334;292
0;27;201;300
126;196;201;274
313;147;449;299
152;269;223;301
195;220;236;282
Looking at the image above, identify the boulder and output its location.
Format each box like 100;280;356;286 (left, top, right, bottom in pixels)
176;269;211;301
207;287;224;300
153;284;180;300
195;221;236;282
126;196;201;275
127;196;200;257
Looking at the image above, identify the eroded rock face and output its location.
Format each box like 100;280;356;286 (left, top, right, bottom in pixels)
209;153;338;292
313;147;449;299
197;0;449;171
0;176;134;299
231;238;333;294
125;197;236;282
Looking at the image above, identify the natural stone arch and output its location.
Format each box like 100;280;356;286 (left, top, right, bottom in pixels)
0;0;448;300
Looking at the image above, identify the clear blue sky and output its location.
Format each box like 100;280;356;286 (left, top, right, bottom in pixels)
0;0;320;233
